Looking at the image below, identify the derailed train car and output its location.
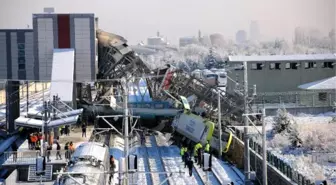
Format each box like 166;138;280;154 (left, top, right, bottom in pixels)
172;112;233;154
56;142;110;185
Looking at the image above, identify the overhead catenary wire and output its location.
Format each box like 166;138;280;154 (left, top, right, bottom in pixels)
0;74;168;84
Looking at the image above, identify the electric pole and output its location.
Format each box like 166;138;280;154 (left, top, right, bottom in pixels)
218;90;222;158
262;108;267;185
123;77;129;185
243;61;251;184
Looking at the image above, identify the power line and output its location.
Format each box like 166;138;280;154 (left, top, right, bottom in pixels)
0;74;167;83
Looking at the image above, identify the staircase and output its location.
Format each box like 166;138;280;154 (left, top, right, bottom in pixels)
27;165;53;182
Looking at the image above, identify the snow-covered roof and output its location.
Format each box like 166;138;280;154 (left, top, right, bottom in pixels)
298;76;336;90
228;54;336;62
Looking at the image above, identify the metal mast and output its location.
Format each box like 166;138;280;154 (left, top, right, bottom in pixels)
123;77;129;185
262;108;267;185
218;90;222;158
243;61;251;184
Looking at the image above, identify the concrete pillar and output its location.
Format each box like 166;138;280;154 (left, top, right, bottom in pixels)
6;81;20;133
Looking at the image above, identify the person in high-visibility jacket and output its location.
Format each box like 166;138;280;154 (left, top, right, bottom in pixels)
204;140;210;153
193;142;202;163
180;146;187;162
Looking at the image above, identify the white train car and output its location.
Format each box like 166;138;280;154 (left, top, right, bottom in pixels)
57;142;110;185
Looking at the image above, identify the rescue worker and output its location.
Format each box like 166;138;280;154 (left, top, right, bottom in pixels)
184;151;191;168
197;147;203;167
193;142;202;164
186;154;193;177
180;146;187;162
204;140;210;153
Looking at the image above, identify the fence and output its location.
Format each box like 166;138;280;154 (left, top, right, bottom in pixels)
310;151;336;164
232;127;316;185
2;150;70;165
254;91;335;108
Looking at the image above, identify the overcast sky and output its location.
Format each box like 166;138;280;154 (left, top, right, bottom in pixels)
0;0;334;45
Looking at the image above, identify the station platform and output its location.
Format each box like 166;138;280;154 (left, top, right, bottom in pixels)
1;125;93;167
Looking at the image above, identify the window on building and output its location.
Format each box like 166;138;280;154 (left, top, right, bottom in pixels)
322;62;334;69
318;92;327;101
18;58;25;64
285;63;290;69
305;62;317;69
286;62;298;70
18;50;25;57
251;63;263;70
17;43;25;50
18;64;25;70
270;63;281;70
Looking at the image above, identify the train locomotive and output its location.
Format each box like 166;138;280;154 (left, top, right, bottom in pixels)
56;142;110;185
172;111;233;154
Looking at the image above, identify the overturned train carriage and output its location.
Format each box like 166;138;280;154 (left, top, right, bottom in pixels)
56;142;110;185
172;112;232;154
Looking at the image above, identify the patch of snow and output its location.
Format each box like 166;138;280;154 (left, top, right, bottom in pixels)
265;111;336;184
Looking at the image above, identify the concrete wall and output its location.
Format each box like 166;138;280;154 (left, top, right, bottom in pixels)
265;106;334;116
227;60;336;94
225;135;297;185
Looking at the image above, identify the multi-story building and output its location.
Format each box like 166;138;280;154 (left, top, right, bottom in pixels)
226;54;336;112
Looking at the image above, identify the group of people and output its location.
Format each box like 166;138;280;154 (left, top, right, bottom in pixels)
180;140;211;176
59;125;70;136
27;132;43;150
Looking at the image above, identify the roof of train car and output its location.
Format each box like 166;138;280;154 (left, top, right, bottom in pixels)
72;142;109;162
62;162;105;185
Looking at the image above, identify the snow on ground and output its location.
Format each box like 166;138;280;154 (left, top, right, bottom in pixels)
264;111;336;184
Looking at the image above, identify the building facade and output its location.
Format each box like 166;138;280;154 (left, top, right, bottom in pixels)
227;54;336;93
33;13;97;81
0;29;34;80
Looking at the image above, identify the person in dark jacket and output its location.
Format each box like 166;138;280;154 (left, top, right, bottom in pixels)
184;151;190;168
46;144;52;162
109;155;116;184
82;123;87;137
11;142;18;162
56;142;62;160
186;156;193;177
64;142;70;161
197;148;203;167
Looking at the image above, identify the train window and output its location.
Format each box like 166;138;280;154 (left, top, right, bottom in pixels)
154;103;164;109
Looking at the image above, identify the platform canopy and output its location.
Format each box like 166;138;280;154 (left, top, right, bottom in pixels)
298;76;336;90
15;115;79;129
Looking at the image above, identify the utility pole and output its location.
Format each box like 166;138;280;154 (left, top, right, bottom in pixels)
41;101;48;156
123;78;129;185
262;108;267;185
243;61;251;184
218;90;222;158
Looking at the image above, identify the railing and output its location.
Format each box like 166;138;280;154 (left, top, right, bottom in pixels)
254;91;335;108
2;150;70;165
310;151;336;164
232;128;316;185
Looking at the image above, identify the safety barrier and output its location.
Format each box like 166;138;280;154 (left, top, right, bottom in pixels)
233;128;316;185
2;150;70;165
